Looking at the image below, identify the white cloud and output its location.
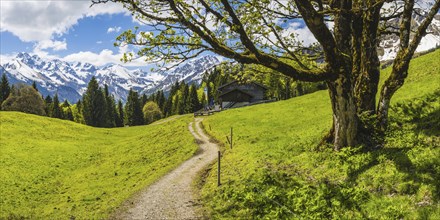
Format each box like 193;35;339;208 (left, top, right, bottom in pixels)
0;1;128;42
35;39;67;51
288;22;317;46
62;46;148;67
0;54;15;65
96;41;103;44
107;26;122;33
32;48;61;61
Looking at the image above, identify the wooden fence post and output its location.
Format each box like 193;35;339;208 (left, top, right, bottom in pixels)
230;127;233;149
218;151;221;186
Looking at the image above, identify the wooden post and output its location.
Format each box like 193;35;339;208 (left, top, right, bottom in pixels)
217;151;221;186
230;127;233;149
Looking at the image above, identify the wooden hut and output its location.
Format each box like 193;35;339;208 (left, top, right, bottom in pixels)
218;81;268;108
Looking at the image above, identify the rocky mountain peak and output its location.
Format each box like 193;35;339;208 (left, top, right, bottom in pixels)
1;53;221;103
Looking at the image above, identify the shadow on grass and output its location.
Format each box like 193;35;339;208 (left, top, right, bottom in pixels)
347;90;440;201
391;89;440;137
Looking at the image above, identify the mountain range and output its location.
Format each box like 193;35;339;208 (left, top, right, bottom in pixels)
0;53;220;103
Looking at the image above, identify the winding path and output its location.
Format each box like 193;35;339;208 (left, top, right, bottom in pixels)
111;118;218;219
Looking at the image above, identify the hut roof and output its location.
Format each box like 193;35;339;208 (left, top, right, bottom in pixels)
219;88;255;98
217;80;268;91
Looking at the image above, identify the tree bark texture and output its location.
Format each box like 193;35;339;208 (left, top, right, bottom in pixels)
327;74;358;150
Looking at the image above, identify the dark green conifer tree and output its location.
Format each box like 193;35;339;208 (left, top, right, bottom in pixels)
189;84;201;112
181;83;190;113
164;96;172;117
0;74;11;107
104;85;116;127
141;93;148;106
170;81;179;96
76;100;82;113
44;95;52;116
64;107;74;121
51;94;63;119
125;89;144;126
82;77;107;127
61;99;70;108
115;100;124;127
32;81;38;91
156;90;166;111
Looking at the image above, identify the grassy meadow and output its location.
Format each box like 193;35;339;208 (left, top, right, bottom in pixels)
200;50;440;219
0;113;197;219
0;50;438;219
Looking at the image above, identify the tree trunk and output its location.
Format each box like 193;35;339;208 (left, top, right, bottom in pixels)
377;66;409;131
377;85;393;131
327;75;358;151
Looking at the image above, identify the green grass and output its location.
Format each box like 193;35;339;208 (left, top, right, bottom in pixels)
200;50;440;219
0;113;197;219
0;50;438;219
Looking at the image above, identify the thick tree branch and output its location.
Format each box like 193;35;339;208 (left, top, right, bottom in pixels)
219;0;260;56
294;0;341;72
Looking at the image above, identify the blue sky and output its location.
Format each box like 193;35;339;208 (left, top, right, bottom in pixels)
0;1;150;67
2;14;129;55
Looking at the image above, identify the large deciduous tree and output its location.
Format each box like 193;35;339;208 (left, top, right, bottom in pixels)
143;101;163;124
96;0;440;150
1;84;45;116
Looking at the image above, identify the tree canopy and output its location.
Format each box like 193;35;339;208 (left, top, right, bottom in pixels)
1;84;45;116
96;0;440;149
143;101;163;124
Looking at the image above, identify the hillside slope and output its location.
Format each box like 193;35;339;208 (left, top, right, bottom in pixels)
0;113;197;219
200;50;440;219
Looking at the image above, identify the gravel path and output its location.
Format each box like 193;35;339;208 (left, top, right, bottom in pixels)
111;118;217;219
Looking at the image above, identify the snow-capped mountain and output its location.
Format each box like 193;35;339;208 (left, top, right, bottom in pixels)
379;6;440;61
1;53;220;103
142;55;221;94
